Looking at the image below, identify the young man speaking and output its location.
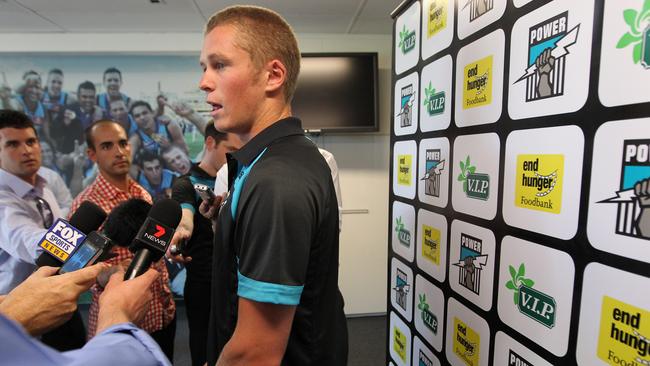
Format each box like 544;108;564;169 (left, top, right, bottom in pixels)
199;6;348;365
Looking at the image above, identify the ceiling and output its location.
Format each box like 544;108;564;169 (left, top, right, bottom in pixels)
0;0;402;34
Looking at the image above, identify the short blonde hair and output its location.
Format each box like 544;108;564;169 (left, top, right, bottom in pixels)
205;5;300;103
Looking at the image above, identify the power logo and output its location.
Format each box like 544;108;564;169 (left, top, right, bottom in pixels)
422;224;441;265
419;349;435;366
508;349;533;366
39;219;86;261
453;317;481;366
453;233;488;295
599;139;650;240
463;55;493;109
515;154;564;214
514;11;580;102
398;155;413;186
393;268;410;311
461;0;494;22
427;0;447;38
422;149;445;197
397;84;415;127
597;296;650;366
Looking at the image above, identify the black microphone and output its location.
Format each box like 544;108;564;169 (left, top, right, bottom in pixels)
124;198;181;280
36;201;107;267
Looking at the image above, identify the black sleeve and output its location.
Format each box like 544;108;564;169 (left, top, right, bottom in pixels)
171;176;197;211
234;172;316;305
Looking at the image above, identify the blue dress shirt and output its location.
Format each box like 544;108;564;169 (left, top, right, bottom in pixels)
0;314;171;366
0;168;62;294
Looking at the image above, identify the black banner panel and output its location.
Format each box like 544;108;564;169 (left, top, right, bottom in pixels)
387;1;650;365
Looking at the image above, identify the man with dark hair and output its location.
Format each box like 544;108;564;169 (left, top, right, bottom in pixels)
137;150;177;201
0;110;58;293
109;99;137;137
66;81;105;131
0;109;87;351
42;68;76;123
97;67;131;113
128;100;187;158
70;120;176;360
167;123;240;366
161;144;192;175
199;5;348;365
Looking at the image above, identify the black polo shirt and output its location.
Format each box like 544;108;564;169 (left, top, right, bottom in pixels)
170;163;215;283
207;117;348;365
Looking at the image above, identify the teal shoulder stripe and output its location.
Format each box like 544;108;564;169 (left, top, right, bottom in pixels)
180;203;195;213
231;148;268;219
237;271;303;305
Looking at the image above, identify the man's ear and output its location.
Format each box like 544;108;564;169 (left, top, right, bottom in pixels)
86;147;97;163
264;59;287;95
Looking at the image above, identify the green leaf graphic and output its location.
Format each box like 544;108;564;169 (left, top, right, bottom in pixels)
509;265;517;281
505;280;517;290
521;278;535;287
517;263;526;279
624;9;639;30
617;32;641;49
513;291;519;306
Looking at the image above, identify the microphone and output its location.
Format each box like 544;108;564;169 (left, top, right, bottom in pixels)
124;198;181;280
36;201;107;267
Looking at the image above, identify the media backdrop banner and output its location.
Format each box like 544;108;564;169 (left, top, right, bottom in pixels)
387;1;650;365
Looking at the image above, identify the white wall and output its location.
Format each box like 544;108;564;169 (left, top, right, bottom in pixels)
0;32;392;315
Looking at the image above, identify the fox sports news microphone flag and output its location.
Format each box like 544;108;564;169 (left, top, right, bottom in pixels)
388;1;650;366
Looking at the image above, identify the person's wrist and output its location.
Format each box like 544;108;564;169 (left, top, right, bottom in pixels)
96;307;130;334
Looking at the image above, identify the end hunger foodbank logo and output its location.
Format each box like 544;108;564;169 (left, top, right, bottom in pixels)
598;139;650;240
395;217;412;248
463;55;493;109
427;0;447;38
399;24;417;55
461;0;494;22
515;154;564;214
505;263;557;328
453;233;488;295
394;326;408;362
422;224;441;265
398;154;413;186
454;317;481;366
423;81;446;116
458;155;490;201
393;268;411;311
422;149;445;197
513;11;580;101
616;1;650;69
418;294;439;334
397;84;415;128
597;296;650;366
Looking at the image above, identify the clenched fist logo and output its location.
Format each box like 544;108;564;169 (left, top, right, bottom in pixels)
635;178;650;238
535;48;555;98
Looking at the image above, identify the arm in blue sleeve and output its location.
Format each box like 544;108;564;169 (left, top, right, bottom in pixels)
0;195;47;263
64;323;171;366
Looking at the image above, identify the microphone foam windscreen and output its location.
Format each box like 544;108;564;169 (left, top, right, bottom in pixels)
70;201;107;234
148;198;182;229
